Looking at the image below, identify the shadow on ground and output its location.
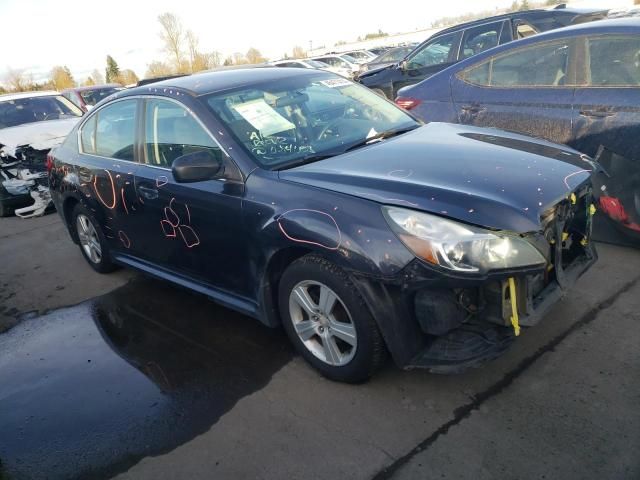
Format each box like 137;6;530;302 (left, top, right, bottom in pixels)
0;278;293;480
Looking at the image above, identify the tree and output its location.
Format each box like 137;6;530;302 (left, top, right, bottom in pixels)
246;48;266;64
223;56;234;66
158;12;187;73
519;0;530;10
292;45;306;59
83;76;96;86
119;69;139;85
50;66;75;90
89;69;105;85
233;52;248;65
145;60;173;78
105;55;121;83
4;68;29;92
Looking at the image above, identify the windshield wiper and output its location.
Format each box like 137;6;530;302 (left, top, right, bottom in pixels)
342;124;420;154
275;152;340;170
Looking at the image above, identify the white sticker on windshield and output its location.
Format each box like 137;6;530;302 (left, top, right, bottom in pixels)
232;99;295;137
319;78;351;88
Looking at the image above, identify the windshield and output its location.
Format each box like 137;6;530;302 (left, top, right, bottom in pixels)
205;72;418;169
0;95;83;129
307;60;329;68
79;87;122;106
339;54;358;64
347;51;371;60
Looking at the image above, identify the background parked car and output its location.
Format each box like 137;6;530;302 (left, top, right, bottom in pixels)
0;91;83;216
62;84;124;112
311;54;361;77
368;46;391;56
360;46;413;73
271;58;349;76
396;18;640;244
341;50;377;63
356;6;609;99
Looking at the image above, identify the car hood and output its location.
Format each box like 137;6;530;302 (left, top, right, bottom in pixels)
279;123;594;232
357;63;393;79
0;117;80;157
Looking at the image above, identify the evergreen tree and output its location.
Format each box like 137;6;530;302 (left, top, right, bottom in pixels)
105;55;121;83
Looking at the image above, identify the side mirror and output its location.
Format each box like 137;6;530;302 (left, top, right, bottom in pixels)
172;149;224;183
398;60;407;71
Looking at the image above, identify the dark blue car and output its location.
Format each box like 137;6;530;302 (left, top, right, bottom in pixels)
49;68;597;382
396;18;640;243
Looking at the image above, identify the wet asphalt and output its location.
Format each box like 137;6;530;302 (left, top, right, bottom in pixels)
0;278;292;480
1;214;639;480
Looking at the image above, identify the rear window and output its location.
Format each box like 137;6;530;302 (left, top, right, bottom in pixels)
79;87;122;106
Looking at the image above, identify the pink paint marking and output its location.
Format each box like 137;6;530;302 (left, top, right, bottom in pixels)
277;209;342;251
93;170;116;209
164;198;180;227
121;188;129;215
178;225;200;248
118;230;131;249
563;169;592;190
160;219;177;238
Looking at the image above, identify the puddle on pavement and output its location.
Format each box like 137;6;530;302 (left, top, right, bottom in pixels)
0;278;293;480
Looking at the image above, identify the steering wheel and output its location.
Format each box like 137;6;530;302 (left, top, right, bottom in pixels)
317;117;347;141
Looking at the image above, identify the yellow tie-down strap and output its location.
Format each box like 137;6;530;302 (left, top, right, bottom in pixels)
508;277;520;336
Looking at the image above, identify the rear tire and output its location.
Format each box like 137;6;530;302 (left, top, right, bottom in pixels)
278;254;386;383
72;203;117;273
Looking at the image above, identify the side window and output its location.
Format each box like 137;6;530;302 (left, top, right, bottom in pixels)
80;99;136;160
144;99;222;168
459;22;502;60
516;22;537;40
587;36;640;87
407;33;457;70
80;115;97;153
461;40;572;87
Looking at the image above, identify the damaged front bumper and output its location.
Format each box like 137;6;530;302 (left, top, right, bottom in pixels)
352;187;598;374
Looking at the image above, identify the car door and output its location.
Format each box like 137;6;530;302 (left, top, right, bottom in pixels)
77;98;141;252
572;34;640;232
451;37;577;146
131;97;250;295
393;31;462;96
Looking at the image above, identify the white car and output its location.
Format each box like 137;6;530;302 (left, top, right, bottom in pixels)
310;55;361;77
342;50;377;64
0;91;83;217
272;58;353;79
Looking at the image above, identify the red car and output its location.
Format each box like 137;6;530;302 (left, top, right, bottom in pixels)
61;84;124;112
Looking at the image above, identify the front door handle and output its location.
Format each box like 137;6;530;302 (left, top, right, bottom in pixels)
137;185;158;200
579;109;616;118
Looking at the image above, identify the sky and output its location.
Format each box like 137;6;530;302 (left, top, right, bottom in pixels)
0;0;619;85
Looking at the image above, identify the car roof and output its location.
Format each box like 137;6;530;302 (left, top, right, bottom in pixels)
466;17;640;57
0;90;60;101
409;18;640;89
63;84;122;92
123;67;327;97
433;6;608;36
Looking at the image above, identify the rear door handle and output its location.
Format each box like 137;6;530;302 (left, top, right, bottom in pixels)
137;185;158;200
78;167;92;183
579;109;616;118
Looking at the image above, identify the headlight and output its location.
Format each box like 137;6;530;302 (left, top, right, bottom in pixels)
382;206;545;274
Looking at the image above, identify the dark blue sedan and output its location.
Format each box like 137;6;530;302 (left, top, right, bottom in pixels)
396;18;640;242
49;68;597;382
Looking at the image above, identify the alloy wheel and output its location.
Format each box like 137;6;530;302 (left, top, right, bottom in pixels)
288;280;357;366
76;214;102;264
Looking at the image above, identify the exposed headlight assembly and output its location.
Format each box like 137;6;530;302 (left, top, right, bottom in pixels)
383;206;545;274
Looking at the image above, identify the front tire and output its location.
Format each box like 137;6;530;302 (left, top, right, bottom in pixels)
278;254;386;383
72;203;117;273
